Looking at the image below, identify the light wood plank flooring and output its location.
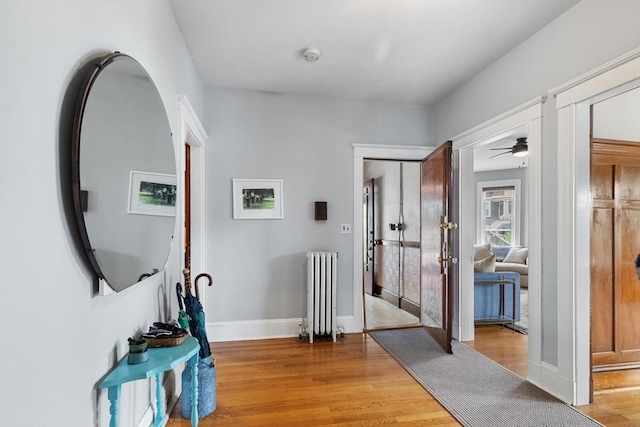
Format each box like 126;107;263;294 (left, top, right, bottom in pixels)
168;327;639;426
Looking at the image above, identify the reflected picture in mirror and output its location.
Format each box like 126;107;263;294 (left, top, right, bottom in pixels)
128;171;177;217
71;52;177;292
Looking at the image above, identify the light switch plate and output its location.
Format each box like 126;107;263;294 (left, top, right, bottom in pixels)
341;224;351;234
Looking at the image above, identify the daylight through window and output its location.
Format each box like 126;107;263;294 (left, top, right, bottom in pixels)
481;186;515;246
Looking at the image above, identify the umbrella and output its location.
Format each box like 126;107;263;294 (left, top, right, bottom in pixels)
176;283;189;330
183;269;212;358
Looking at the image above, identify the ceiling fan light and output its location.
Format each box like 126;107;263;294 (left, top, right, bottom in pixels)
512;147;528;157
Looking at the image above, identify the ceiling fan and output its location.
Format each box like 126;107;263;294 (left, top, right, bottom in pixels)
490;137;528;158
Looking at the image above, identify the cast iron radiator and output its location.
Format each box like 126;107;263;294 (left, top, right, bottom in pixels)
306;251;338;343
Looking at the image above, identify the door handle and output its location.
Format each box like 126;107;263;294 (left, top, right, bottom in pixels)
438;248;458;267
439;221;458;230
437;255;458;267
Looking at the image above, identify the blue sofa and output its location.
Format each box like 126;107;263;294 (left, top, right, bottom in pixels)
474;271;520;324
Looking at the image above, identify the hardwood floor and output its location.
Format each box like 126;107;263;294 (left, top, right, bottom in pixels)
463;325;528;378
168;327;639;426
168;332;459;426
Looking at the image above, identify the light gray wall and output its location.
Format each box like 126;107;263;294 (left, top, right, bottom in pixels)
593;87;640;141
202;88;431;322
0;1;203;426
433;1;640;142
432;0;640;365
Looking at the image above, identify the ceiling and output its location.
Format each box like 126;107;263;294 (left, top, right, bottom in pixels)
170;1;574;172
170;0;578;106
473;127;528;172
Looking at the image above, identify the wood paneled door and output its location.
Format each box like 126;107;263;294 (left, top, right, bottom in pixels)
421;141;455;354
590;139;640;386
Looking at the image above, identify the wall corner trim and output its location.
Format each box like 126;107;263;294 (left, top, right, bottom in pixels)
177;93;208;143
450;96;545;147
548;47;640;102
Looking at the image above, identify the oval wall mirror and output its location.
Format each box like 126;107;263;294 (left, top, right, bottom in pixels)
72;52;177;292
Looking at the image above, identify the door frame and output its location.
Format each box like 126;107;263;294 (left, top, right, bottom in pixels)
353;144;433;332
452;97;543;350
177;95;208;303
550;50;640;405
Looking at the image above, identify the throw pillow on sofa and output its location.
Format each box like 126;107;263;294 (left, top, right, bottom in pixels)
473;243;492;261
503;247;528;264
474;254;496;272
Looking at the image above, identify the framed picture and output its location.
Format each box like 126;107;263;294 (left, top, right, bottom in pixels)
233;179;284;219
128;171;177;216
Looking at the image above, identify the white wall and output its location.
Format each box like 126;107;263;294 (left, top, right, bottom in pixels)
433;1;640;142
432;0;640;366
593;87;640;141
0;1;202;426
202;88;431;337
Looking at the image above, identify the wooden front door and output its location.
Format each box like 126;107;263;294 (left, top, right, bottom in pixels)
421;141;455;353
591;139;640;376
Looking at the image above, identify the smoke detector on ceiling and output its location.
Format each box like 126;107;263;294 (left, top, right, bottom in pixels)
303;47;320;62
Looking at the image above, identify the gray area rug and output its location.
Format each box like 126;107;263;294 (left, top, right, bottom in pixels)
369;328;602;427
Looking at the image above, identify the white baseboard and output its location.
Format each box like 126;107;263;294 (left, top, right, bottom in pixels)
165;380;181;426
137;406;154;427
207;315;362;342
539;361;574;404
136;368;182;427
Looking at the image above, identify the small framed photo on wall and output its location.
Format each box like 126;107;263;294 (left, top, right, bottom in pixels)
232;179;284;219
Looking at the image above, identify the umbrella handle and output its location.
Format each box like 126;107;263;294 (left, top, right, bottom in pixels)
194;273;212;302
183;268;192;292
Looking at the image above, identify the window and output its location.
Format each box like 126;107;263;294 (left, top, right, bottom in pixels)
477;180;520;246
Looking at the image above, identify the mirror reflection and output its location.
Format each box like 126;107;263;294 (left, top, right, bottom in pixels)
73;53;176;292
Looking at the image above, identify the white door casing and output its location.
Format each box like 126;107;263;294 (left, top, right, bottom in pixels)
352;144;433;333
550;49;640;405
451;98;543;377
177;94;208;305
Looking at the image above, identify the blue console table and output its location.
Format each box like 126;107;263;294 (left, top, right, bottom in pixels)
473;271;520;328
99;336;200;427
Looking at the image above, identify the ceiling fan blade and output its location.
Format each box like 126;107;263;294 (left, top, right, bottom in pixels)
489;151;511;158
490;147;512;151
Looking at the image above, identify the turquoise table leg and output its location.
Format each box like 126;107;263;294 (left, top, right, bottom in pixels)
107;385;121;427
189;354;199;426
153;372;164;427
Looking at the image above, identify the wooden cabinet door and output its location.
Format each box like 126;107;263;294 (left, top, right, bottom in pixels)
591;139;640;368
